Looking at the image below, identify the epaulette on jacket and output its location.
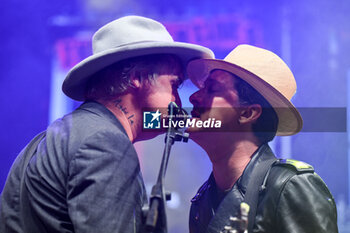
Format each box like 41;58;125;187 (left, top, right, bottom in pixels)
191;180;210;203
274;159;314;174
259;159;315;193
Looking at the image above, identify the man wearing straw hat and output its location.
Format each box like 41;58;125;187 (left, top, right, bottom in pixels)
187;45;338;232
0;16;213;233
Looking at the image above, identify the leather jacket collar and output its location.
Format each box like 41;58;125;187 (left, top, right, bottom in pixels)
237;144;276;194
190;144;276;233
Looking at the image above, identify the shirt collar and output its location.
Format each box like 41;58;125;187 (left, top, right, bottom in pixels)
78;101;129;137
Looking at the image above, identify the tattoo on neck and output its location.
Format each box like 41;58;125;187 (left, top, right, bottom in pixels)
114;99;134;125
114;99;128;114
128;114;134;125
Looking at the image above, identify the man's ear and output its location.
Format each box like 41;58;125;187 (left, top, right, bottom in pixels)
238;104;262;124
130;73;142;89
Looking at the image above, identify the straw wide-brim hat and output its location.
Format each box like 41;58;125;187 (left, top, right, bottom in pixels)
187;44;303;136
62;15;214;101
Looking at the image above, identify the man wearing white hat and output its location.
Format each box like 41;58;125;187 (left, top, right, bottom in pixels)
0;16;213;232
187;45;338;232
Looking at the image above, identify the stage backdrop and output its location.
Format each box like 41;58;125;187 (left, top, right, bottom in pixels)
1;0;349;232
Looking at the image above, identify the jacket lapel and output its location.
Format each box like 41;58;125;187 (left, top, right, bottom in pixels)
206;185;243;233
206;144;276;233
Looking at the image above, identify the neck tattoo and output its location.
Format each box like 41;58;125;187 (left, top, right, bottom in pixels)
114;99;135;126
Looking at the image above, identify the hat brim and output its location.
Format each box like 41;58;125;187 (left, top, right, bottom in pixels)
187;59;303;136
62;41;214;101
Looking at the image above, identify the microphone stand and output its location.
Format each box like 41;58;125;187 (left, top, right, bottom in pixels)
143;102;189;233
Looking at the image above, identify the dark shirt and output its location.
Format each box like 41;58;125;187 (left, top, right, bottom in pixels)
1;101;147;233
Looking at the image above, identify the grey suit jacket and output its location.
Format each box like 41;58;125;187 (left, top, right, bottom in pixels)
1;101;147;233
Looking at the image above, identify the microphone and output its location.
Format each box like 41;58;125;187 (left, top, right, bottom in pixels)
167;102;189;125
166;102;189;142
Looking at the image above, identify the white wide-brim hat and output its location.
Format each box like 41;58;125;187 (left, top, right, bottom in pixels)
62;15;214;101
187;44;303;136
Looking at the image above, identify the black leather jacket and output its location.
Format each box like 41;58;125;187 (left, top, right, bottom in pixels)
189;144;338;233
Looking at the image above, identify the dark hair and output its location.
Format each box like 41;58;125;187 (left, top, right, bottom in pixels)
234;75;279;144
85;54;182;100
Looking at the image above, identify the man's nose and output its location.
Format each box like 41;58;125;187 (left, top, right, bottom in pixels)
189;90;202;105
